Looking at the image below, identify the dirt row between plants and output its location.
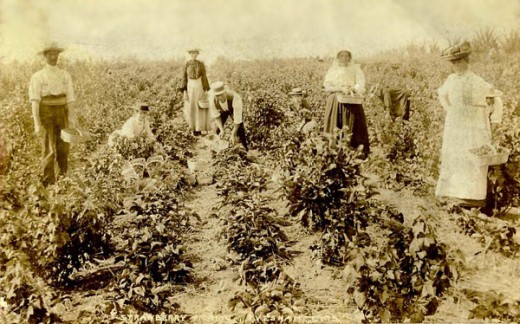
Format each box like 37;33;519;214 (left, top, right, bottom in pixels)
181;139;359;323
167;137;520;323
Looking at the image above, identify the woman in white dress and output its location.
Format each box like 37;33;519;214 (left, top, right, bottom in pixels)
436;41;503;207
179;48;211;135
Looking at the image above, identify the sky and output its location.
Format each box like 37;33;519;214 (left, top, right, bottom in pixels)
1;0;519;63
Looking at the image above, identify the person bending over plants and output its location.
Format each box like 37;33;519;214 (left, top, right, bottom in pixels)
208;81;249;151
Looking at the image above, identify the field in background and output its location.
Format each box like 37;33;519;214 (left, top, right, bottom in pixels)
1;32;520;322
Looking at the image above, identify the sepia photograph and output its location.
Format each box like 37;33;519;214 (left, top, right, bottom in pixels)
1;0;520;322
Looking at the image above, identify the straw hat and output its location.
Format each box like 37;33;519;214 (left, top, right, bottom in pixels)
210;81;226;95
441;41;472;61
39;42;65;55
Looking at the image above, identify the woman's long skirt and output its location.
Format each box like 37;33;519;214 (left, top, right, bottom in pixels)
323;93;370;156
435;124;491;200
186;78;211;132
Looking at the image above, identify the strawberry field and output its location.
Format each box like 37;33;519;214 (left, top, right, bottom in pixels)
1;42;520;323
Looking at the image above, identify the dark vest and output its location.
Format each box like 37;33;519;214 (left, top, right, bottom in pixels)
186;60;203;79
214;93;235;118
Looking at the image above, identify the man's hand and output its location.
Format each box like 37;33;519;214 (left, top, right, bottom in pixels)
230;128;239;145
68;118;77;129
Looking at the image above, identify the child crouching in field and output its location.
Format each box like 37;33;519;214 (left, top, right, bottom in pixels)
108;104;164;159
108;104;156;146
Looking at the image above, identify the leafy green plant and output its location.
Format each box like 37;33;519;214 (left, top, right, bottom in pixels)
343;216;460;323
283;134;370;231
456;211;519;257
465;290;520;322
220;199;291;262
109;189;194;313
110;133;157;160
229;276;307;324
244;89;289;152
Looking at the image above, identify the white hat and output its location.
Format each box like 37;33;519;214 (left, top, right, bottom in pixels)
210;81;226;95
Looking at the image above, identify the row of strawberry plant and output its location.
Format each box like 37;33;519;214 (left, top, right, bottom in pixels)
212;147;308;323
455;208;519;258
280;132;460;322
0;64;197;321
66;127;198;320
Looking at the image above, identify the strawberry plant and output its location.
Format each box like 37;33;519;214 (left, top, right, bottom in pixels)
244;89;290;152
466;290;520;322
220;198;292;262
343;216;460;323
456;210;519;257
229;276;307;324
107;187;194;313
110;133;157;160
282;134;370;231
484;127;520;215
153;118;196;164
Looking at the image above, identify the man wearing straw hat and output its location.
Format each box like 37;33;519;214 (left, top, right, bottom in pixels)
208;81;248;150
29;42;76;186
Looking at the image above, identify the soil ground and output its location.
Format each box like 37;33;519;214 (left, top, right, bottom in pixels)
176;137;520;323
66;136;520;323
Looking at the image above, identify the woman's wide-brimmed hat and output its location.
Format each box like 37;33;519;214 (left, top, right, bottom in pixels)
210;81;226;95
486;88;504;98
289;87;304;96
39;42;65;55
187;48;200;53
441;41;472;61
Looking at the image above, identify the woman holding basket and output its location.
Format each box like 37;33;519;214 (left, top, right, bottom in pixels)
436;41;504;207
179;48;211;135
323;50;370;157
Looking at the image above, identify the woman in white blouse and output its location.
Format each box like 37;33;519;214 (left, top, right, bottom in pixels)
436;41;503;207
323;50;370;157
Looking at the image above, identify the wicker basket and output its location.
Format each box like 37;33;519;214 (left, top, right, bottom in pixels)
198;99;209;109
336;93;364;104
61;128;89;143
469;144;510;166
187;159;210;173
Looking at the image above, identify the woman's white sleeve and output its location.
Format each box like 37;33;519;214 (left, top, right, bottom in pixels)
323;68;335;89
437;77;451;111
355;66;366;93
490;96;504;124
